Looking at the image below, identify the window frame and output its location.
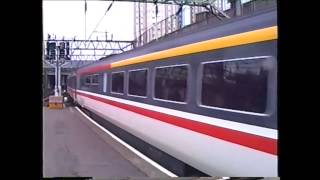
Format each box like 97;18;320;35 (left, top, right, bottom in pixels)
152;64;189;104
197;56;274;116
127;68;148;98
111;71;125;95
103;73;107;93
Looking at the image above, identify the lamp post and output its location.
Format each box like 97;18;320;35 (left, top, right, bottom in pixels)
54;43;60;96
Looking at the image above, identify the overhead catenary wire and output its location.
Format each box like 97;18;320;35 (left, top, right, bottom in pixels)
86;0;115;42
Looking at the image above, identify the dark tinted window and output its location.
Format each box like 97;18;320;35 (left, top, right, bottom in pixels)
201;58;272;113
85;76;91;84
129;69;147;96
155;65;188;102
92;74;99;85
80;76;90;90
111;72;124;93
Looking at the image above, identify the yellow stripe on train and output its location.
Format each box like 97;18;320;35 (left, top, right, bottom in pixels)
111;26;277;69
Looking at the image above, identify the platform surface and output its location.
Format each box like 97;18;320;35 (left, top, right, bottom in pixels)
43;106;148;178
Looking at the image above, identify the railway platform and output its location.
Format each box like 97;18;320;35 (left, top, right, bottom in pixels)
43;106;169;178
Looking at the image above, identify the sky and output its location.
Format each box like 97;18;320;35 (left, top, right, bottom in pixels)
43;1;135;41
42;0;246;41
42;0;235;60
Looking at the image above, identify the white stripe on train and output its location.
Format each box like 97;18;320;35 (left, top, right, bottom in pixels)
75;89;277;139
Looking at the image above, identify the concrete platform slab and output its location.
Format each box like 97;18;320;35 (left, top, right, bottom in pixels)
43;106;153;178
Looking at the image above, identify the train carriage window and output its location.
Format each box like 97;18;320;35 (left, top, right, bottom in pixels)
155;65;188;102
201;57;273;113
85;76;91;85
91;74;99;85
103;73;107;93
111;72;124;94
128;69;148;97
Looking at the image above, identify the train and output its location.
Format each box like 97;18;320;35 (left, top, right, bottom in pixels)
67;7;277;177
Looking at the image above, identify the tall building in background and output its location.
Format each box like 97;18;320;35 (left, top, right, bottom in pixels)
134;2;180;41
133;0;232;45
190;0;231;24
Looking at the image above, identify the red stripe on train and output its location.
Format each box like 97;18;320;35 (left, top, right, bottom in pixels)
77;91;277;155
78;64;111;75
